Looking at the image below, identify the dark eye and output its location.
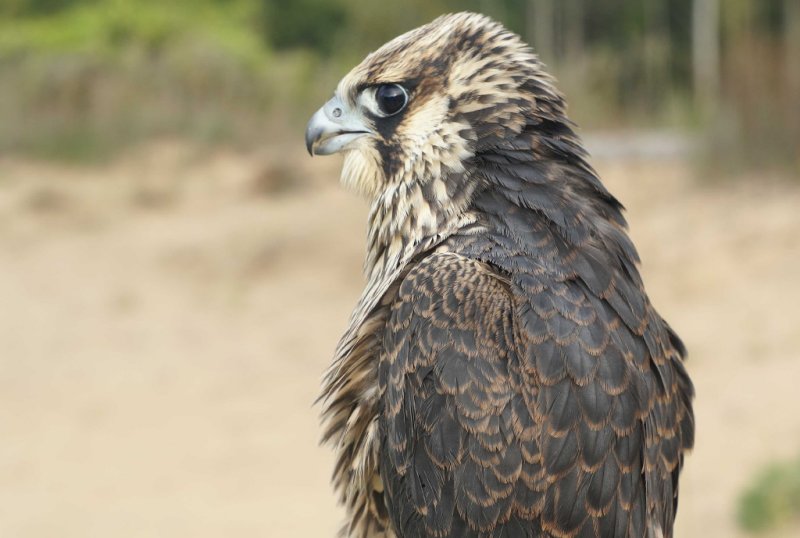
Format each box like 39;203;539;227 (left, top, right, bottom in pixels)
375;84;408;116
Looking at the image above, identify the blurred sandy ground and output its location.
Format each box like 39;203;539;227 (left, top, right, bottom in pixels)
0;140;799;537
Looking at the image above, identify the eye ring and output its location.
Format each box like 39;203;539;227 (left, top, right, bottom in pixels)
374;84;408;117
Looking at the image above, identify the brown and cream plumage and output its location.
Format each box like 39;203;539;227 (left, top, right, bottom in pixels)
306;12;694;538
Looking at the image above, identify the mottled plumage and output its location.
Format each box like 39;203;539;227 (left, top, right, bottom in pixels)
307;12;694;538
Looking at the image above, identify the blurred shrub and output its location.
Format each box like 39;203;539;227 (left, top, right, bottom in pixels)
0;0;264;59
0;0;276;161
737;455;800;533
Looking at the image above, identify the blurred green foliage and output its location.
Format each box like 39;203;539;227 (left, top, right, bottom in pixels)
0;0;272;160
0;0;263;60
261;0;347;52
0;0;797;173
738;455;800;533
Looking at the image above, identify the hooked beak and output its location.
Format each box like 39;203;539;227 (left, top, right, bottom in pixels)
305;95;370;156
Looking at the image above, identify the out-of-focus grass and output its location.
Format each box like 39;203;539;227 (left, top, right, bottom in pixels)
737;455;800;533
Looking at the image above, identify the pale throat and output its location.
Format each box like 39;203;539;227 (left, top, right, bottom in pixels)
342;99;477;284
363;164;477;285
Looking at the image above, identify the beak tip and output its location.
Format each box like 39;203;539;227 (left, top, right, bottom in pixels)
305;127;316;157
306;98;367;157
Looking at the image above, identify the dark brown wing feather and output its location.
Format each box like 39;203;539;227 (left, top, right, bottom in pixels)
378;252;692;538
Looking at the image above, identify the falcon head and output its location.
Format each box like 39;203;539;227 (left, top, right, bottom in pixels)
305;12;561;195
306;12;623;279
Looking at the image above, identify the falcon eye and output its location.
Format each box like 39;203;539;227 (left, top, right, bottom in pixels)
375;84;408;116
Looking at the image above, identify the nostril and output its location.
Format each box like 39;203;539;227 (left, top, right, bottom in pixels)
332;107;342;118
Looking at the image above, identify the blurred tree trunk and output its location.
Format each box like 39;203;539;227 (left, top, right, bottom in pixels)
643;0;671;111
528;0;556;64
564;0;584;59
786;0;800;152
786;0;800;98
692;0;720;111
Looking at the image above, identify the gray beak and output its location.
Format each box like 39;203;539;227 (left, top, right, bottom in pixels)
305;96;370;156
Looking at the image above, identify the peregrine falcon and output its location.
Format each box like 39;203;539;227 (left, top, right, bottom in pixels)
306;12;694;538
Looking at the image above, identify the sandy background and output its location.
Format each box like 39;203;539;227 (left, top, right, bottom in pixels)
1;141;799;537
